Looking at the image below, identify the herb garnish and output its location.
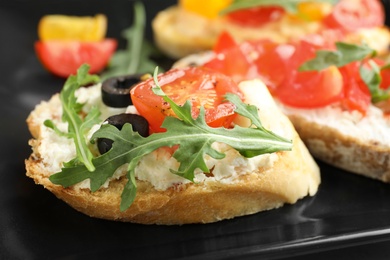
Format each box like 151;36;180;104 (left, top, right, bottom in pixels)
100;2;160;80
49;67;292;211
299;42;376;71
44;65;100;171
299;42;390;103
220;0;338;15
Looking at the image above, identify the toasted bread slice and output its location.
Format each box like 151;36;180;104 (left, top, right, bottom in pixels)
25;80;320;225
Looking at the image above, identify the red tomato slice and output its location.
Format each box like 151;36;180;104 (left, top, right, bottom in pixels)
35;39;117;78
276;66;344;108
204;40;258;83
339;63;371;113
212;31;237;53
253;40;295;93
130;67;242;133
322;0;385;32
380;67;390;90
227;6;285;27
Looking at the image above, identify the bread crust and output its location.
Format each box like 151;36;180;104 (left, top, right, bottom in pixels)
25;82;320;225
285;113;390;183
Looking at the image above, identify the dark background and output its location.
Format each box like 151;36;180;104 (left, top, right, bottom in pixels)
1;1;390;259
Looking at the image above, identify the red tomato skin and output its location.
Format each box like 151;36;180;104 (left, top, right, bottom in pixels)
276;66;344;108
212;31;237;53
35;39;117;77
227;6;285;27
338;62;372;113
380;68;390;90
253;41;295;93
130;67;242;133
322;0;385;32
204;41;259;83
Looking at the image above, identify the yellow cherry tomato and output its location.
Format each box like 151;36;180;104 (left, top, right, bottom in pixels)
179;0;233;19
38;14;107;41
293;2;333;21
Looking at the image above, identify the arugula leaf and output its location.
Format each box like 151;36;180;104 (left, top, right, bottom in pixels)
360;60;390;103
100;2;160;80
50;67;292;211
220;0;338;15
45;64;100;172
299;42;376;71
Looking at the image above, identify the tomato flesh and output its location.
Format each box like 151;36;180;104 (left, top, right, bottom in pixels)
130;67;241;133
204;41;258;83
276;66;344;108
35;39;117;77
227;6;285;27
253;40;295;93
212;31;237;53
203;31;351;110
204;26;384;113
338;63;371;113
323;0;384;32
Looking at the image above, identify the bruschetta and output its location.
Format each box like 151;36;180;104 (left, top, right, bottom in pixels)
25;65;320;224
152;0;390;58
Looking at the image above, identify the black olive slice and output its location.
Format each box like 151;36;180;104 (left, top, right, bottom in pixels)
97;113;149;155
101;74;143;108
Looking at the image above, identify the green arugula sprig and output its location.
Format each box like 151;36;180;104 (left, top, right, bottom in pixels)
299;42;376;71
49;67;292;211
44;64;100;172
100;2;160;80
220;0;338;15
299;42;390;103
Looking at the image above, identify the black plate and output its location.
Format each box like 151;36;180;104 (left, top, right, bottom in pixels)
1;1;390;259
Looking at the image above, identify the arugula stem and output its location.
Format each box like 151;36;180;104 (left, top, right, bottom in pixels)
127;2;145;74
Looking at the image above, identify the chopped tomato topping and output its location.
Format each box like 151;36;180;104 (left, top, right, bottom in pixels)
130;67;242;133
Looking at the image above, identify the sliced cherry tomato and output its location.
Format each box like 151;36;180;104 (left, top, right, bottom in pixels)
204;32;259;82
253;36;327;93
380;67;390;90
275;66;344;108
322;0;385;32
130;67;242;133
35;39;117;78
212;31;237;53
273;38;342;108
338;62;371;113
204;41;258;82
252;40;295;93
227;6;285;27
